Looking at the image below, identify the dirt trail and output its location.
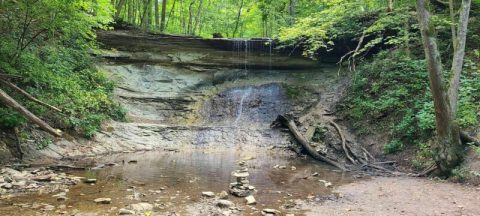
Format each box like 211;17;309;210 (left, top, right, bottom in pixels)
302;177;480;216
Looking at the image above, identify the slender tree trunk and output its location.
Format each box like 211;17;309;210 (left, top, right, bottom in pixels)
155;0;160;29
388;0;394;12
448;0;471;114
449;0;457;51
288;0;296;25
416;0;463;174
187;0;195;35
232;0;244;38
192;0;203;35
160;0;167;32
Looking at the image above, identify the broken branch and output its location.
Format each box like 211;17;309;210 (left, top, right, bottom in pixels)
0;79;62;112
0;88;62;137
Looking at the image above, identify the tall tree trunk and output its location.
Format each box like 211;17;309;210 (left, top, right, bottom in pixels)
187;0;195;35
160;0;167;32
448;0;471;114
232;0;244;38
128;0;134;23
155;0;160;29
416;0;464;175
288;0;296;25
115;0;127;18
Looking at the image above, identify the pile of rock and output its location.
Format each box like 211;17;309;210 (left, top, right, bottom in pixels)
0;167;83;194
229;161;255;197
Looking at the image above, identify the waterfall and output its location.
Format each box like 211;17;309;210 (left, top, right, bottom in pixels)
244;39;248;71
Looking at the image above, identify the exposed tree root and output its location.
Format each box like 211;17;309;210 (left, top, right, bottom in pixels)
272;115;348;171
329;120;357;165
273;112;400;175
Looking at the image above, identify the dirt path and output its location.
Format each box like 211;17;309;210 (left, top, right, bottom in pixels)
302;177;480;216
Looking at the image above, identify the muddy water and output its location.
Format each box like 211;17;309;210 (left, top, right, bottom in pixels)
0;147;352;215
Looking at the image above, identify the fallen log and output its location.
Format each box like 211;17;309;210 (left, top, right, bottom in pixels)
273;115;348;171
0;79;62;112
0;88;62;137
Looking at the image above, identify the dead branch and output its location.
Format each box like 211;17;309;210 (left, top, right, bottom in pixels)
273;115;348;171
329;120;357;165
0;79;62;112
0;88;62;137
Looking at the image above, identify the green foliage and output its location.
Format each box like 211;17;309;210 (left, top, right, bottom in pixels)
0;0;125;137
36;138;53;150
0;107;27;128
384;139;404;154
340;50;480;153
278;1;418;58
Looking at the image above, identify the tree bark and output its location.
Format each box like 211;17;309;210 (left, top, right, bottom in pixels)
288;0;296;25
416;0;463;174
0;88;61;137
448;0;471;114
160;0;167;32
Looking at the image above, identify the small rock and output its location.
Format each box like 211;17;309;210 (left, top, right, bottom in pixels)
84;179;97;183
94;198;112;204
56;196;68;201
312;172;319;176
291;166;296;171
1;183;12;189
217;200;234;208
245;195;256;205
119;208;135;215
262;208;280;215
319;180;332;187
218;191;229;199
279;166;287;169
201;191;215;198
128;160;138;164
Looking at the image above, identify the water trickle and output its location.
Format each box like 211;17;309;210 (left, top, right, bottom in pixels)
234;87;252;125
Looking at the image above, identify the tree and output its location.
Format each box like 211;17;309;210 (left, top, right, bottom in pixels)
416;0;472;174
160;0;167;32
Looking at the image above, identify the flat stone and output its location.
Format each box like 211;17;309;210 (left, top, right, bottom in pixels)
201;191;215;198
217;200;234;208
119;208;135;215
245;195;256;205
94;198;112;204
233;172;249;178
129;202;153;212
